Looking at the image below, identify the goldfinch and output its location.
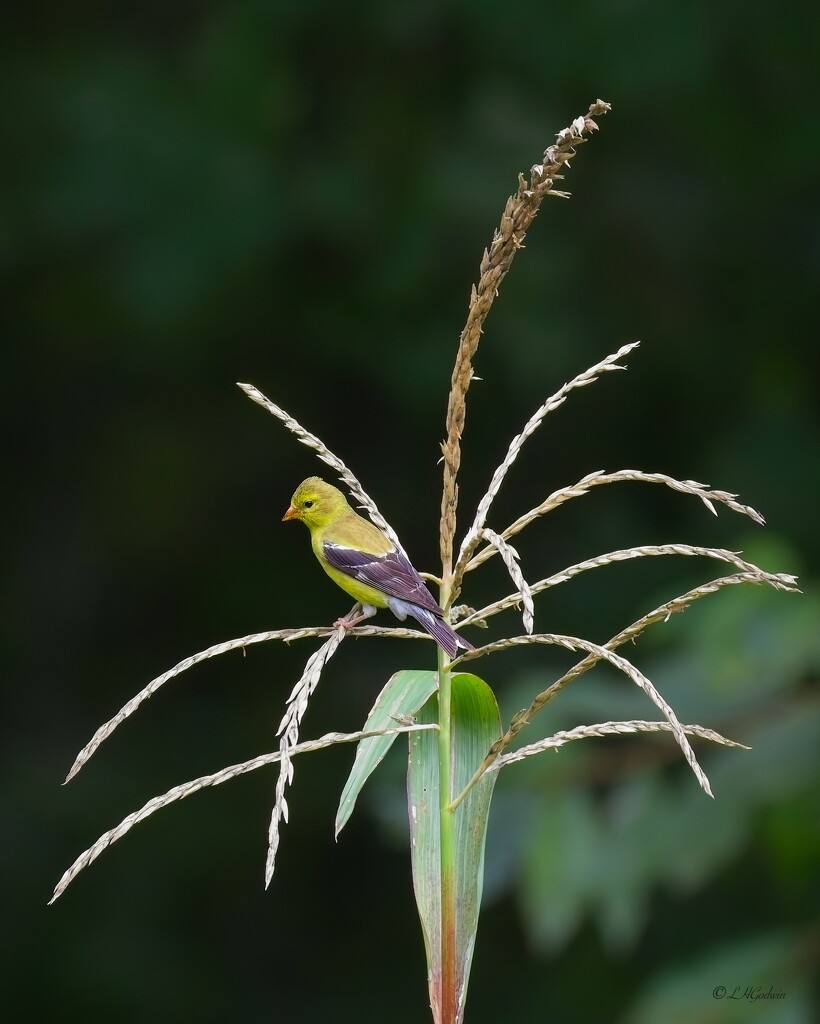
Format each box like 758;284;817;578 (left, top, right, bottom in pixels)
283;477;473;658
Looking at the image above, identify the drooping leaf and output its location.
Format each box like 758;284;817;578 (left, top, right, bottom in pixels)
408;672;502;1024
336;669;439;838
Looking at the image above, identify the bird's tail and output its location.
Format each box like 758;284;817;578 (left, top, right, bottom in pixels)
405;605;475;660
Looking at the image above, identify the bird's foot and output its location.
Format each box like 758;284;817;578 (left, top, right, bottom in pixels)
333;613;367;630
333;604;376;632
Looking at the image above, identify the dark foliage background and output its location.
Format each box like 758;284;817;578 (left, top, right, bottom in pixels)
4;2;818;1021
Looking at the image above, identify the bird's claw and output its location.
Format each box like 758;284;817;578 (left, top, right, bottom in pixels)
334;602;371;632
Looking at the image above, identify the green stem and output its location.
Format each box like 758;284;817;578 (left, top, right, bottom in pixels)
437;585;458;1024
447;762;484;814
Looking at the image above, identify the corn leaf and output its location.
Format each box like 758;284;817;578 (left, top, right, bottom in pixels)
408;673;502;1024
336;669;439;838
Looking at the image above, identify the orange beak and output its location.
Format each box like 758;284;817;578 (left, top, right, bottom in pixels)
282;504;300;522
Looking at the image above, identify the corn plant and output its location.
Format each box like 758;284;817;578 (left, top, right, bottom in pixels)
52;99;797;1024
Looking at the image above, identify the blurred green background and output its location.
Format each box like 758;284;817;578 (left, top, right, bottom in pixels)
5;2;819;1021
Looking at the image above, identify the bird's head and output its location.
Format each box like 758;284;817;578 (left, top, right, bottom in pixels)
282;477;350;531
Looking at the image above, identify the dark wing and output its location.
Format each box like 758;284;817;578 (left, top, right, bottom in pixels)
322;542;443;615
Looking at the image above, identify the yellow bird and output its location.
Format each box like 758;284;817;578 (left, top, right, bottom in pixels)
283;477;473;658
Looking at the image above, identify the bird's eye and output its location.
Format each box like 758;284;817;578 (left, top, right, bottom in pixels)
303;500;314;509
